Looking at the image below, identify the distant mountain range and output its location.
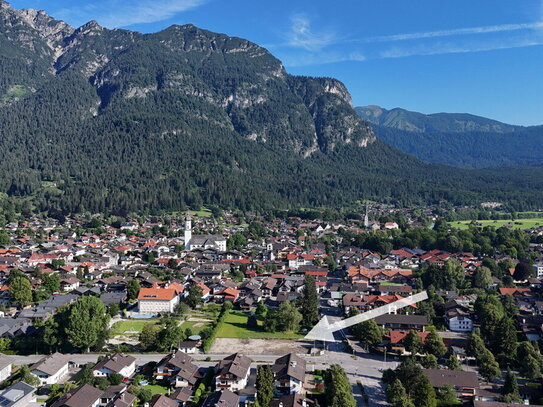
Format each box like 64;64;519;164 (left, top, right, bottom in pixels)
356;106;543;168
1;0;543;213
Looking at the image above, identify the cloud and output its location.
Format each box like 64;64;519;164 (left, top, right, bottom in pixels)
355;21;543;43
284;14;337;51
379;36;543;59
282;51;366;67
54;0;207;28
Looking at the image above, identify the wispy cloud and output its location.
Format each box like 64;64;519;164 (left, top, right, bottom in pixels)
54;0;207;28
356;21;543;43
284;14;337;51
379;37;543;59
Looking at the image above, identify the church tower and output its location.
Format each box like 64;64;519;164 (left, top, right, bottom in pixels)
184;216;192;250
363;204;370;228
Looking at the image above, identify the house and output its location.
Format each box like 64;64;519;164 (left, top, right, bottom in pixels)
171;388;193;406
30;352;70;385
385;330;429;354
137;287;180;314
534;263;543;278
423;368;479;398
374;314;428;332
202;390;240;407
272;353;306;395
149;394;178;407
0;356;12;382
215;353;252;392
270;394;314;407
0;381;36;407
473;402;543;407
60;277;80;292
93;353;136;378
447;314;474;332
155;350;201;388
177;340;199;354
50;384;103;407
99;385;137;407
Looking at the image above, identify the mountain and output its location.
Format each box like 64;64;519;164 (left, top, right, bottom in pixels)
0;1;542;214
356;106;543;168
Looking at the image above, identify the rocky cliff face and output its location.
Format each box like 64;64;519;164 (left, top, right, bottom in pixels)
0;1;375;156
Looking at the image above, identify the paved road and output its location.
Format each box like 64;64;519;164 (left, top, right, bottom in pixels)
10;348;393;406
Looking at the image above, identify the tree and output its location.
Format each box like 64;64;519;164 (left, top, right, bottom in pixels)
513;262;532;281
517;341;543;379
412;374;437;407
108;303;120;317
65;296;110;351
135;387;153;403
185;284;203;308
386;379;415;407
255;301;267;318
18;365;40;387
497;317;517;358
108;372;123;385
502;368;520;401
127;279;141;301
9;275;33;307
256;365;274;407
478;349;500;381
139;323;161;350
174;302;190;317
77;364;95;385
157;319;184;351
437;385;459;405
0;231;9;245
424;330;446;358
42;273;61;294
324;364;357;407
421;354;438;369
447;354;461;370
299;275;319;330
473;266;493;288
467;329;485;358
227;233;247;250
404;330;423;355
42;317;60;353
278;301;302;332
356;320;383;349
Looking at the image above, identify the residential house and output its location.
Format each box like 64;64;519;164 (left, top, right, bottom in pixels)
272;353;306;395
270;394;314;407
423;369;479;398
0;356;12;382
30;352;70;385
202;390;240;407
215;353;252;392
50;384;103;407
0;381;36;407
93;353;136;379
374;314;428;332
149;394;178;407
155;350;201;389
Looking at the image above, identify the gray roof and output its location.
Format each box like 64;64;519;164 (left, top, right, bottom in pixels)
0;381;36;407
272;353;306;382
0;355;12;371
50;384;103;407
374;314;428;326
423;368;479;389
93;353;135;374
30;352;69;376
216;353;252;380
202;390;240;407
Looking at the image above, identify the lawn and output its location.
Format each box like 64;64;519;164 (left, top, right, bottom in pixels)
449;217;543;230
180;320;211;335
141;384;169;394
216;311;303;339
110;320;160;336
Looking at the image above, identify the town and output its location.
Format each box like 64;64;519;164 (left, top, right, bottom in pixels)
0;207;542;407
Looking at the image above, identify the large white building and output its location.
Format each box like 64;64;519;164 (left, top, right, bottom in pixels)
534;263;543;278
184;217;227;252
137;287;180;314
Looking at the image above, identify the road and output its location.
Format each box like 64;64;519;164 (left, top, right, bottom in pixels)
10;348;393;406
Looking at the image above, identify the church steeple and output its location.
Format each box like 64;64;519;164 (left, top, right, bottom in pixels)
184;216;192;249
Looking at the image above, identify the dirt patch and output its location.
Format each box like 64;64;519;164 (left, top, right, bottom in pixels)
210;338;311;355
187;317;213;322
192;322;204;328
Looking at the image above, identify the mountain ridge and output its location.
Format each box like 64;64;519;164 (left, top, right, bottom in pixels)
0;1;542;213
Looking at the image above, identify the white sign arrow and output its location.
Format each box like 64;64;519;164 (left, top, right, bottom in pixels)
305;291;429;342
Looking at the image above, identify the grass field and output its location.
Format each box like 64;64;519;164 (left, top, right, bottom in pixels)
216;311;302;339
110;320;160;336
180;320;211;335
140;384;169;394
449;217;543;230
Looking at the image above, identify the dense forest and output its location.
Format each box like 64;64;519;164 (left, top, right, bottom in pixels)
356;106;543;168
1;3;543;215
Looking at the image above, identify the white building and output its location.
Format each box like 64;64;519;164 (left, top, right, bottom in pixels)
533;263;543;278
184;217;226;252
0;357;12;382
448;315;473;332
93;353;136;378
137;287;180;314
215;353;252;392
30;353;69;385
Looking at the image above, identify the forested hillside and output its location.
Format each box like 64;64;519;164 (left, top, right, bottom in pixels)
1;1;543;215
356;106;543;168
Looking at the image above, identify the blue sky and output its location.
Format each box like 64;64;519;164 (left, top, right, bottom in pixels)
8;0;543;125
